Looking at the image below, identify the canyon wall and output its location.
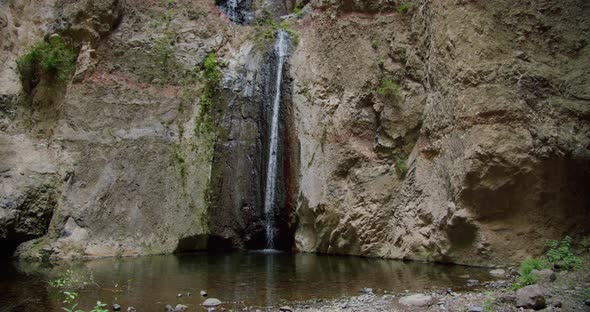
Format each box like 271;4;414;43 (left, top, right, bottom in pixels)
0;0;588;266
291;0;590;266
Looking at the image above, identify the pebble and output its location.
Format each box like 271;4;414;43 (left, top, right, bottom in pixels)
200;290;208;297
489;269;506;276
467;305;483;312
359;287;374;295
165;305;174;312
177;293;182;297
112;304;121;311
127;308;136;312
279;306;293;312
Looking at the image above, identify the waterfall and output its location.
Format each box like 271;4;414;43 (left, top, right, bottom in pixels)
216;0;252;24
263;30;289;249
227;0;238;22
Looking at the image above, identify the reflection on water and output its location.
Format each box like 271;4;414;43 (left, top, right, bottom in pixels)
0;252;494;311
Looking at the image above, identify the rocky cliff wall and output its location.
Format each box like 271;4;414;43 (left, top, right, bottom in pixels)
0;0;229;259
290;0;590;266
1;0;588;266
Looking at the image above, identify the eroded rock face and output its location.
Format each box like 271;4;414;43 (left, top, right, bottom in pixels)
1;0;588;266
290;0;590;265
0;135;60;255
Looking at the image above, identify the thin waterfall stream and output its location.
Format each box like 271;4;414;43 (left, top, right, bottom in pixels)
263;30;289;249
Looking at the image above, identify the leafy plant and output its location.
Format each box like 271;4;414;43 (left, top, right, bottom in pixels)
511;258;546;290
371;40;379;50
483;291;494;312
90;301;109;312
546;236;583;271
397;2;415;15
292;3;304;18
62;291;78;304
395;157;408;178
195;53;221;135
62;303;84;312
16;36;76;91
252;15;298;49
376;79;401;97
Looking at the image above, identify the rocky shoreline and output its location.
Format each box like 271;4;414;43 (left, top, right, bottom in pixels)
236;269;590;312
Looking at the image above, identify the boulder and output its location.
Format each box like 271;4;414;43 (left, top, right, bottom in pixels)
399;294;433;307
531;269;556;283
516;285;546;310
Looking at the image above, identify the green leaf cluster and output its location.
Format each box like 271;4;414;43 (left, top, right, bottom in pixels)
16;36;76;91
546;236;583;271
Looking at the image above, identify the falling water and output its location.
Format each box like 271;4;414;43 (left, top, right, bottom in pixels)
227;0;239;22
216;0;252;24
263;30;289;249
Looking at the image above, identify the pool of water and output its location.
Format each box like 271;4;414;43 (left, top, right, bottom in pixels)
0;251;495;311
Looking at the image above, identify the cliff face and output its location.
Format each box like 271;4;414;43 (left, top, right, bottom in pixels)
1;0;223;259
1;0;588;266
291;0;590;266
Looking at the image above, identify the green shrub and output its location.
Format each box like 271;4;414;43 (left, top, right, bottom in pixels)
253;15;299;49
397;2;415;15
371;40;379;50
292;3;304;18
511;258;546;290
16;36;76;90
519;258;546;275
395;157;408;178
195;53;221;135
546;236;583;271
377;79;401;97
202;53;221;84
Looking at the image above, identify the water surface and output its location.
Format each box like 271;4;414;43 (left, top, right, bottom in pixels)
0;252;494;311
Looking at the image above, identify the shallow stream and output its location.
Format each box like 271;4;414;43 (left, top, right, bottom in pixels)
0;251;495;311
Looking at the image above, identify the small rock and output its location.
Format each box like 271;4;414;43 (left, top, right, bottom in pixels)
200;290;208;297
186;292;191;296
399;294;433;307
553;300;562;308
177;293;182;298
359;287;374;295
490;280;510;288
531;269;556;283
165;305;174;312
466;279;480;286
490;269;506;276
174;304;188;312
127;308;136;312
279;306;293;312
516;285;546;310
203;298;222;308
112;304;121;311
467;305;483;312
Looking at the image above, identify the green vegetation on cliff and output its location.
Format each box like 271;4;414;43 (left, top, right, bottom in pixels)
195;53;221;135
16;36;76;91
